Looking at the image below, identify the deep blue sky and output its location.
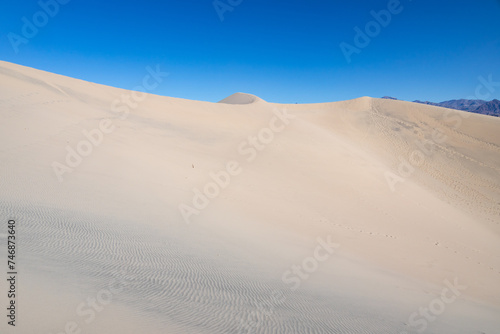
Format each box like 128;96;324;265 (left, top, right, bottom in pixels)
1;0;499;103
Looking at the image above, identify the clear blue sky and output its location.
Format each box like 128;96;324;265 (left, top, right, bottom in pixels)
1;0;499;103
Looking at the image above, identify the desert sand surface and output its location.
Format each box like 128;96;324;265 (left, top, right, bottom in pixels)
0;60;499;333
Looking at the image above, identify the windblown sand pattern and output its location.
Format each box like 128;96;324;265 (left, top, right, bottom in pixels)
2;203;412;333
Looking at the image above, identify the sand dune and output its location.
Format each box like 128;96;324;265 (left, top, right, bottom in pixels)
1;61;499;333
218;92;264;104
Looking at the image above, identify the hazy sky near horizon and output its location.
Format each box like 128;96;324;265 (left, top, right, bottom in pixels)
1;0;500;103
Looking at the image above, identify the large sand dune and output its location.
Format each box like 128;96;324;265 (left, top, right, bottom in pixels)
0;61;499;333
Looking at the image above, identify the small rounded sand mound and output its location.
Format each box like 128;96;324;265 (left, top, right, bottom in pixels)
217;92;264;104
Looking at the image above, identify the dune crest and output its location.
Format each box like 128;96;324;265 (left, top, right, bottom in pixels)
218;92;264;104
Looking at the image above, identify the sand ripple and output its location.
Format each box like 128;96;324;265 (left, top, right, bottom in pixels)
1;203;405;333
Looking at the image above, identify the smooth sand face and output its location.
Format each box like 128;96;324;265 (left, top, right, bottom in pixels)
0;61;499;333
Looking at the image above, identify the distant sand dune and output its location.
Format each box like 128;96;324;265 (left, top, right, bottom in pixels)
218;92;264;104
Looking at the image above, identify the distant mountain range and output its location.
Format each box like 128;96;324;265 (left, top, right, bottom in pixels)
381;97;500;117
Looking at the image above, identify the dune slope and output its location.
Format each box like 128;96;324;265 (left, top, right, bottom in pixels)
1;61;499;333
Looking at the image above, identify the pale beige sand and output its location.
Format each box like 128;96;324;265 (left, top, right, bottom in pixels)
0;61;499;333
